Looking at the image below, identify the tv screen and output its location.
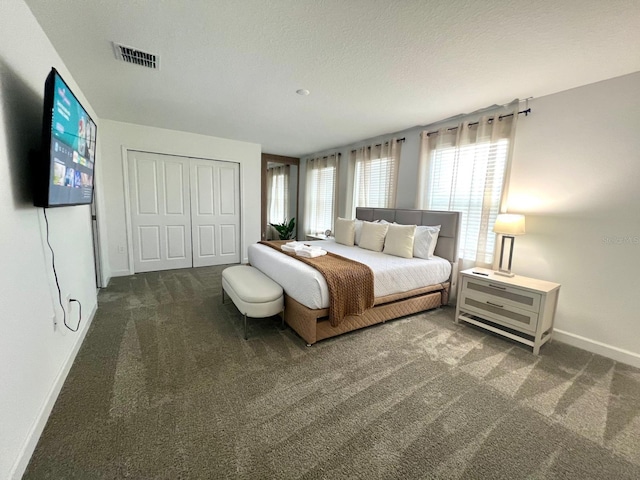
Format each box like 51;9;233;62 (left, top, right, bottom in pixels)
34;68;97;207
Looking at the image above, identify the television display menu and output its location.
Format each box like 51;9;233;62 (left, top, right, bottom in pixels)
35;68;97;207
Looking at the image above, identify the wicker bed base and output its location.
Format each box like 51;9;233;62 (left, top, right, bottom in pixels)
284;282;449;345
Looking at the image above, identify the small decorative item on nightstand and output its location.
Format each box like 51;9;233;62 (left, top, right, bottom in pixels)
305;229;333;241
305;233;329;241
455;268;560;355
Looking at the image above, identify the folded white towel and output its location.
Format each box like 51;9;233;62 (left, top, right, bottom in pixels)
281;241;305;253
296;246;327;258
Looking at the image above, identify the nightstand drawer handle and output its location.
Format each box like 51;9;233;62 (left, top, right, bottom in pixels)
488;284;507;290
486;301;504;308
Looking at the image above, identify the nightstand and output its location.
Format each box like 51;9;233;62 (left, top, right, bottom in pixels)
455;268;560;354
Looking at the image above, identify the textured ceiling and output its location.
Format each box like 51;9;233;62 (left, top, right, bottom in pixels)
24;0;640;157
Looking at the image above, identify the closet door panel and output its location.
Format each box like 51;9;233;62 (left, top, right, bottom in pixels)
220;224;237;255
166;225;187;259
128;152;240;272
197;225;216;257
138;226;160;261
191;159;240;267
128;151;192;272
135;159;158;214
219;166;236;215
164;161;186;215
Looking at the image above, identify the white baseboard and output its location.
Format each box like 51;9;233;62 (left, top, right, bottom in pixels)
110;268;132;277
10;303;98;480
554;329;640;368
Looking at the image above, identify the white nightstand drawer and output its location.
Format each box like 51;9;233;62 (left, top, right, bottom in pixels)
459;292;538;333
462;277;541;313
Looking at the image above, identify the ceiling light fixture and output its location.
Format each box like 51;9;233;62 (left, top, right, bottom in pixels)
296;89;310;96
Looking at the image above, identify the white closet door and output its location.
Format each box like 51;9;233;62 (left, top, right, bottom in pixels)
128;151;192;272
190;159;240;267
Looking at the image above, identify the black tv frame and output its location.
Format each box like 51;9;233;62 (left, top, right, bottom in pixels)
34;68;97;208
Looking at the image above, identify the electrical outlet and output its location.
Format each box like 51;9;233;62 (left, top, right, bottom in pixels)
118;245;125;254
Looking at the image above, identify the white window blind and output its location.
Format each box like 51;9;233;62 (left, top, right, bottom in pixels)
427;139;509;264
304;154;338;235
417;105;519;267
352;139;401;216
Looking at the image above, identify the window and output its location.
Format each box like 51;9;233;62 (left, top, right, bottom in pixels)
427;139;509;264
352;139;401;216
417;109;518;267
304;154;338;235
267;165;289;224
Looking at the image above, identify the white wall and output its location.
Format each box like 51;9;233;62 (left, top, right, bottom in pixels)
507;72;640;365
299;72;640;367
0;1;100;478
98;120;261;279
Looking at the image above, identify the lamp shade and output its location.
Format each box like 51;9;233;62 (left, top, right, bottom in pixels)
493;214;525;236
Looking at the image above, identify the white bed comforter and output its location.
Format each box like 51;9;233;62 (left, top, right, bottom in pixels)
247;239;452;310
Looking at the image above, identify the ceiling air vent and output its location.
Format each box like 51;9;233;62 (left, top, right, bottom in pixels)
112;42;159;70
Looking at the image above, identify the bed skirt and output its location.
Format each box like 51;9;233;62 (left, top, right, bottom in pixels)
283;282;449;345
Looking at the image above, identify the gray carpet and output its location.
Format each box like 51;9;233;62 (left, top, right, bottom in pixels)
25;266;640;479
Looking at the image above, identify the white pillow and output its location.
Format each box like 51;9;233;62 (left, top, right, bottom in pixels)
354;219;364;245
358;221;389;252
334;217;355;246
383;224;416;259
414;225;441;259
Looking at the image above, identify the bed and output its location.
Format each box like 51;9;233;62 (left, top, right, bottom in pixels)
248;208;461;345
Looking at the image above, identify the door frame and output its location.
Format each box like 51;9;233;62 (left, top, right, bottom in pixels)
90;199;103;288
122;147;242;274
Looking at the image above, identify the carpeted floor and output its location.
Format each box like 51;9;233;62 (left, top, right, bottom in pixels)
25;266;640;479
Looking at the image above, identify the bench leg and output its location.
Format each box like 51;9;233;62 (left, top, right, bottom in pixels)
281;306;285;330
221;286;225;304
244;313;248;340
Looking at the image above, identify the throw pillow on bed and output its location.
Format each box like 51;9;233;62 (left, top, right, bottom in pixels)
414;225;441;259
358;221;389;252
334;217;355;246
383;224;417;259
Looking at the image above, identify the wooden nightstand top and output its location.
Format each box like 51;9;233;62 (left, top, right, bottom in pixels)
460;267;561;294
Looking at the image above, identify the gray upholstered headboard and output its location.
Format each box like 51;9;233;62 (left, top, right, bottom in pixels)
355;208;461;264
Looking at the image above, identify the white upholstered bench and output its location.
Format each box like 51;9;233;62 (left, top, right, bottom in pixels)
221;265;284;340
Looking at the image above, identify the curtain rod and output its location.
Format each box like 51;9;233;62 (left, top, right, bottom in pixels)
350;137;406;153
311;152;342;160
425;108;531;137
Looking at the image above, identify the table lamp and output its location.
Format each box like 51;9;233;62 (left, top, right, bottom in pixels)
493;214;525;277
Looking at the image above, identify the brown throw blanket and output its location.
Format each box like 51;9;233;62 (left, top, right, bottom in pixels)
259;240;374;327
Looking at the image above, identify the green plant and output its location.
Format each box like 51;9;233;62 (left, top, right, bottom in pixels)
269;217;296;240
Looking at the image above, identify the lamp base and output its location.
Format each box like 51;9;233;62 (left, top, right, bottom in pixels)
496;235;517;278
494;270;515;277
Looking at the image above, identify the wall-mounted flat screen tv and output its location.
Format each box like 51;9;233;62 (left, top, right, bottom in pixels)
34;68;97;207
